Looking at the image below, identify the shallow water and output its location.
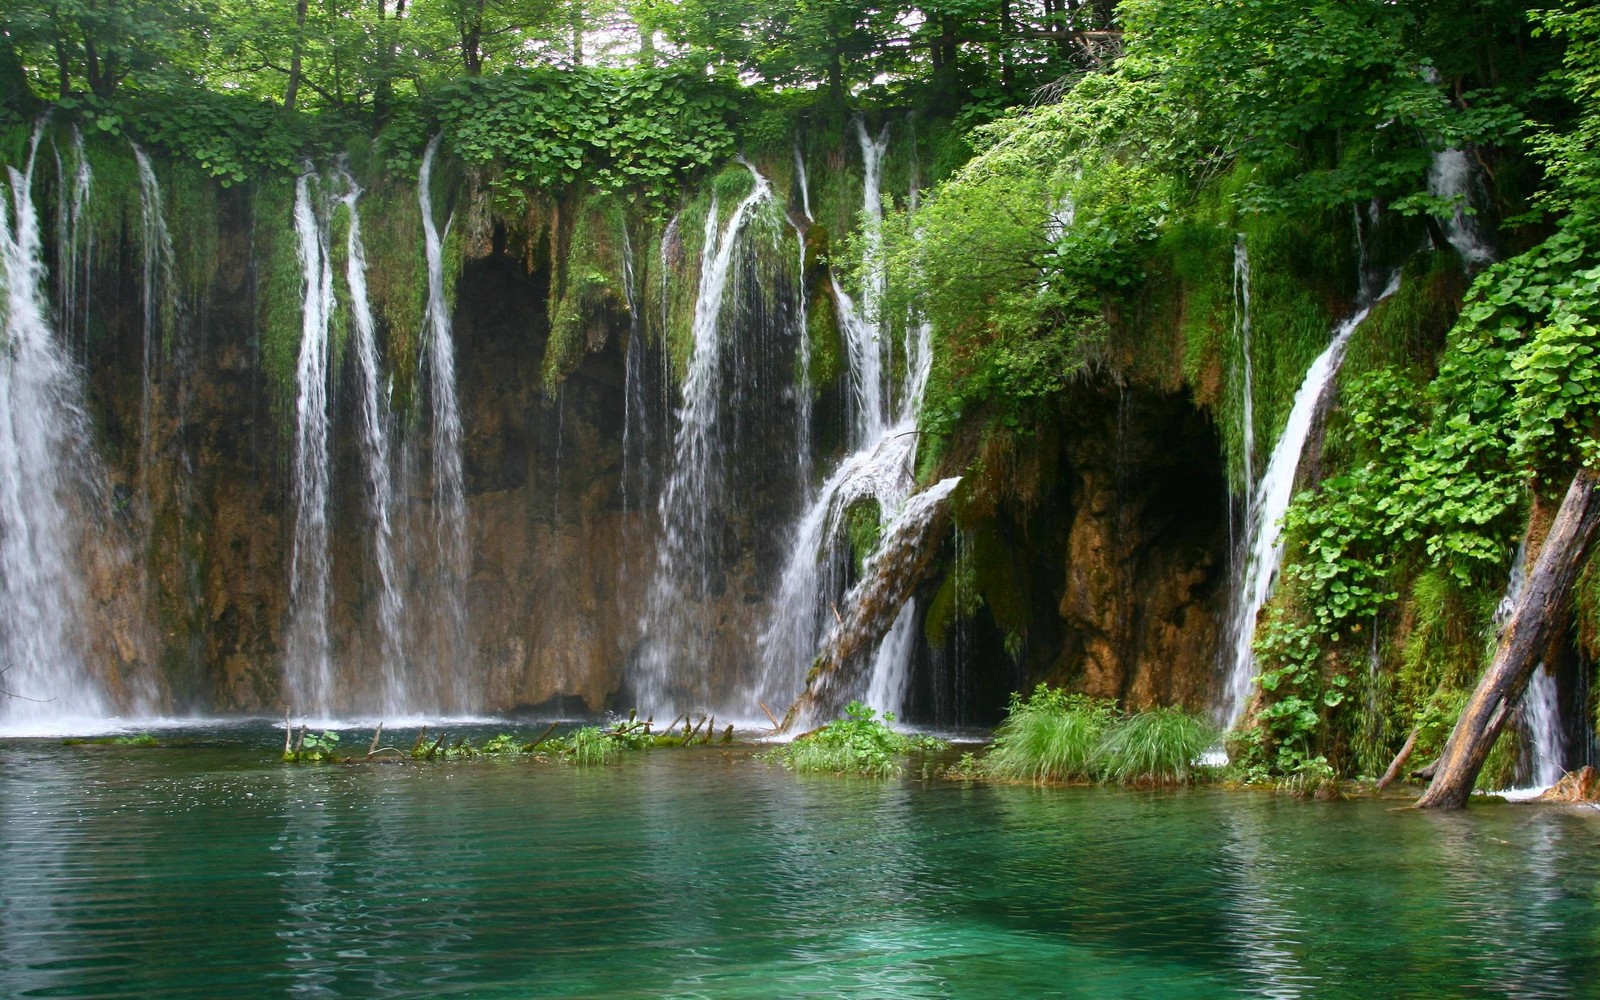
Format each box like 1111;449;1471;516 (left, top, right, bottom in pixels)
2;723;1597;998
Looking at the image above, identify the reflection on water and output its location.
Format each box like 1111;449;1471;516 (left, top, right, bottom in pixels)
1;725;1597;998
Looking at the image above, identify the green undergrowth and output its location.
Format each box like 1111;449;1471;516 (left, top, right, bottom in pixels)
961;685;1222;786
766;701;948;777
280;714;732;765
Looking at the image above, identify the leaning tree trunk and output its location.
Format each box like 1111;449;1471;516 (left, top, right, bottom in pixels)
1416;467;1600;809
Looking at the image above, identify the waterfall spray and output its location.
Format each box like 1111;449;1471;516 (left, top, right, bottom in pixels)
338;169;409;713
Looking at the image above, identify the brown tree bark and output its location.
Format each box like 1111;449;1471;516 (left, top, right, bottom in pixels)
284;0;310;111
1416;467;1600;809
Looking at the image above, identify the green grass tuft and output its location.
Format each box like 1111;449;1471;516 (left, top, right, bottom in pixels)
1095;707;1221;786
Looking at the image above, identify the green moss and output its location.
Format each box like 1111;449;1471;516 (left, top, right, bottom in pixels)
843;499;882;576
543;191;631;392
254;175;302;421
357;180;425;416
1342;249;1466;378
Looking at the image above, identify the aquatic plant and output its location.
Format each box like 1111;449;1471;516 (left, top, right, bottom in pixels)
1096;707;1221;786
979;685;1115;783
769;701;946;777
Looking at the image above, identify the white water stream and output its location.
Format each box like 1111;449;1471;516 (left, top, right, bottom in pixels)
419;136;472;708
0;125;108;729
1220;275;1399;726
285;170;336;716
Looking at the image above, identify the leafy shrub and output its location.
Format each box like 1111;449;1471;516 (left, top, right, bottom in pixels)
768;701;946;777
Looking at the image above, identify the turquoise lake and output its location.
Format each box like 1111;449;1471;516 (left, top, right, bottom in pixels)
2;722;1597;998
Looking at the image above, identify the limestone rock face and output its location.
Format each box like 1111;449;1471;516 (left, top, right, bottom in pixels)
77;189;1231;723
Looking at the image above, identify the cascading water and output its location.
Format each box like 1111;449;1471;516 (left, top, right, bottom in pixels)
1232;236;1256;508
418;135;472;709
51;127;92;358
1491;541;1566;795
1428;148;1494;269
786;475;963;726
1219;274;1400;727
284;170;336;716
0;126;108;730
132;144;176;485
755;119;947;720
338;169;409;713
635;163;774;714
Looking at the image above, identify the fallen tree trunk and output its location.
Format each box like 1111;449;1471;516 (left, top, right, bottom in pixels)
1417;468;1600;810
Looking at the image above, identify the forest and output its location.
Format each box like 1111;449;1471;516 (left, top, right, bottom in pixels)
3;0;1600;801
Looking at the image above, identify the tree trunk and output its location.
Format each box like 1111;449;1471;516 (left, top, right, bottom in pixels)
998;0;1014;89
285;0;310;111
1416;467;1600;809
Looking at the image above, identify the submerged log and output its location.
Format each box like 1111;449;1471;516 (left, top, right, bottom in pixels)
1417;468;1600;810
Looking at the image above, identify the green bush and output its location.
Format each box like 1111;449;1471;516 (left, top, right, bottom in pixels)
768;701;946;777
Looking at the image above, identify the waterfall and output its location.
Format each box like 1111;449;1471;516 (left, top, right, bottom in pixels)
418;135;471;709
635;162;774;714
620;224;646;515
788;476;963;726
793;140;813;222
285;170;336;716
833;118;893;442
1520;667;1564;790
755;119;946;720
1219;274;1400;726
51;127;92;358
0;125;107;730
1428;148;1494;268
1491;541;1565;795
132;144;176;485
1232;236;1256;502
338;169;408;714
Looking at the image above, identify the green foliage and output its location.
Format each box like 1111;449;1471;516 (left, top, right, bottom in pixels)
974;686;1221;786
979;686;1116;783
1096;708;1222;786
563;726;621;766
436;68;738;210
283;730;341;763
767;701;946;777
842;500;881;576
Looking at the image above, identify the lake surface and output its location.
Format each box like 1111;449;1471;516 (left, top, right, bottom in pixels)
1;722;1597;998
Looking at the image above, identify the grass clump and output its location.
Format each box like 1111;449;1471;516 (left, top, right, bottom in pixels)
981;686;1115;782
972;685;1222;786
768;701;947;777
1096;707;1220;786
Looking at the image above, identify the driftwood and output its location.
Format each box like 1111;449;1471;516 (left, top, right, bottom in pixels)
524;722;559;753
757;702;782;730
1376;728;1418;790
1418;468;1600;809
410;727;429;754
368;723;384;755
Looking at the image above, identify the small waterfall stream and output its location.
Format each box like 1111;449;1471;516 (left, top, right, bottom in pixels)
285;170;336;716
419;135;472;709
1219;275;1399;726
0;126;108;729
1428;148;1494;268
339;169;408;714
132;144;176;486
756;118;946;720
1491;542;1566;796
635;163;775;714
